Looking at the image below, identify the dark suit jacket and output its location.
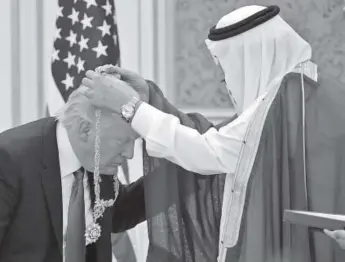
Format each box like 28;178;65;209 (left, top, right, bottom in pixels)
0;117;145;262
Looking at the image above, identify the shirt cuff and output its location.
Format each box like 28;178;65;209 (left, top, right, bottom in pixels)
131;102;170;139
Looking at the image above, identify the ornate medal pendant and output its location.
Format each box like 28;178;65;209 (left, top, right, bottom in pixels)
85;222;102;245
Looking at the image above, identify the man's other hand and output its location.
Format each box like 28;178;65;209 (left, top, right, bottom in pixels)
324;229;345;249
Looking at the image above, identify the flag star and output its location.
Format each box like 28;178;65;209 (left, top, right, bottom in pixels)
61;73;74;90
84;0;97;9
63;52;76;69
52;49;60;62
78;35;89;52
81;14;93;30
55;28;62;40
98;21;111;37
57;6;63;18
66;30;77;47
76;57;85;73
68;9;80;25
102;0;113;16
92;41;108;58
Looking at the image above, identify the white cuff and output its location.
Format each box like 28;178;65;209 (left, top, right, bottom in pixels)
131;102;170;139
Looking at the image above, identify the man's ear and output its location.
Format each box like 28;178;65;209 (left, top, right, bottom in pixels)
79;117;92;142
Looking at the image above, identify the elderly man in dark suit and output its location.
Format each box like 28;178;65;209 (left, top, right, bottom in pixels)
0;86;145;262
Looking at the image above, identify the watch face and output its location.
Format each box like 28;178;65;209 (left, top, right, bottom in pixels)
122;105;134;119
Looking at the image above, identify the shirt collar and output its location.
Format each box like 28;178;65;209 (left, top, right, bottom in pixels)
56;122;82;178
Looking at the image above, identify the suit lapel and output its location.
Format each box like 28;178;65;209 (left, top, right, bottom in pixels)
39;118;63;255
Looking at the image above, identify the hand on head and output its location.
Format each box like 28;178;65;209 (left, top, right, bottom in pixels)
98;66;149;103
82;65;149;114
324;229;345;249
82;69;139;114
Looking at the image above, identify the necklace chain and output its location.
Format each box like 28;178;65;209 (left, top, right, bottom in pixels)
84;101;120;245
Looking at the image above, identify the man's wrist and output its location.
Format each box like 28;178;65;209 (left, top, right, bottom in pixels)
129;100;143;124
120;96;140;123
134;100;143;112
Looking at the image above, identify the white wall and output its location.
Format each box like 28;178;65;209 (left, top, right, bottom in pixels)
0;0;13;132
115;0;141;74
0;0;44;132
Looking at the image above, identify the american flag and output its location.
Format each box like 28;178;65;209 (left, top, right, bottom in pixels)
51;0;120;102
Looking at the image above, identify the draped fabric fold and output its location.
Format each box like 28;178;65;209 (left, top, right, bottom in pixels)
142;81;231;262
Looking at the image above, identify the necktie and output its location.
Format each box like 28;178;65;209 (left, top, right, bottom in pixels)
65;168;86;262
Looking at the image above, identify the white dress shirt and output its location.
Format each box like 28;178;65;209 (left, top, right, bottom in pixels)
56;122;117;262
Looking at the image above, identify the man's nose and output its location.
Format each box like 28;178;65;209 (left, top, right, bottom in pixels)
121;143;134;159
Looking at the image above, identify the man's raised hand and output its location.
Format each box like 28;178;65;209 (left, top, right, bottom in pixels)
100;66;149;103
82;70;139;114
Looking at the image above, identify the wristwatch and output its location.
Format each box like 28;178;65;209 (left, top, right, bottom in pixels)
121;96;140;123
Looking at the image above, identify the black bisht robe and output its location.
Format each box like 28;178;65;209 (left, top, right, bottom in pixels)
222;73;345;262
